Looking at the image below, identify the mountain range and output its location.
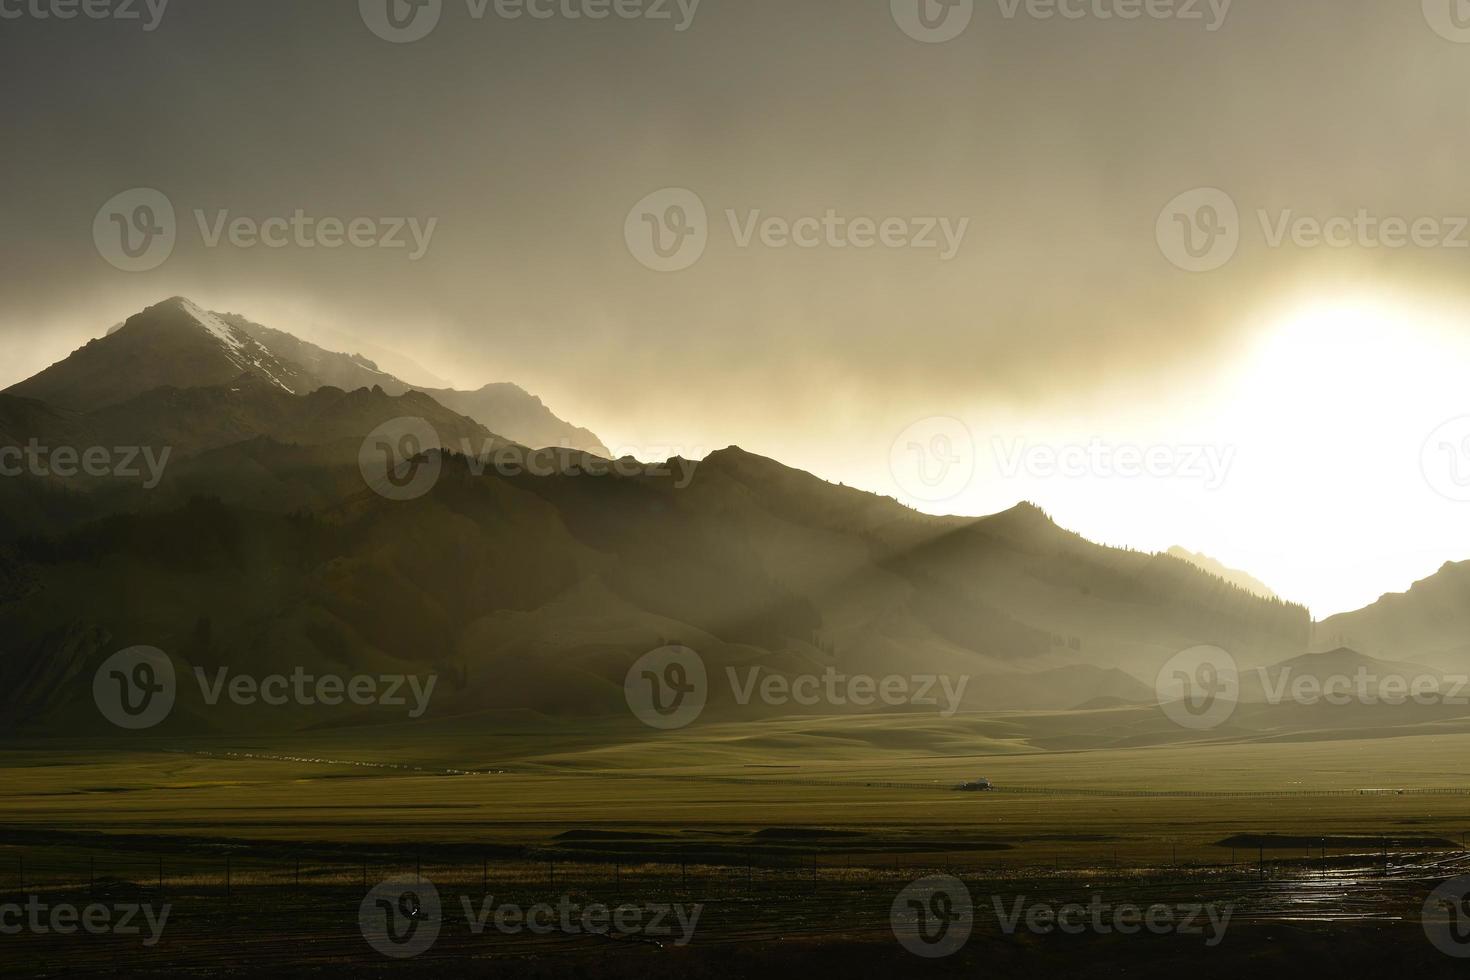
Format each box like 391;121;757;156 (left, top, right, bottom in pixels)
0;297;1463;737
13;298;607;455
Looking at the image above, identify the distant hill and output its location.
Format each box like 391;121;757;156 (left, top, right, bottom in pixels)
1238;646;1443;703
1312;561;1470;672
1167;547;1280;600
7;297;607;456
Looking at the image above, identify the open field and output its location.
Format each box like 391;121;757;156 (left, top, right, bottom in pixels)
5;712;1470;974
6;712;1470;864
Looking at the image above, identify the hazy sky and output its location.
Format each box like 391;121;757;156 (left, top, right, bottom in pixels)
5;0;1470;616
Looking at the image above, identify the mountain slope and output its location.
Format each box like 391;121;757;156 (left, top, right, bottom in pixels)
7;297;308;413
225;314;609;454
9;298;608;455
1167;546;1280;600
423;384;608;456
1313;561;1470;671
0;439;1314;732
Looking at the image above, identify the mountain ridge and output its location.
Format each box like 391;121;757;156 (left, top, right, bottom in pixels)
7;297;607;456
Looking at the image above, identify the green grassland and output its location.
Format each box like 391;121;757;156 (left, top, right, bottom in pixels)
5;708;1470;872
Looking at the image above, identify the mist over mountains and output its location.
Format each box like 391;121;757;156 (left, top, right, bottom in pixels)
12;298;607;456
1166;547;1280;601
0;297;1463;737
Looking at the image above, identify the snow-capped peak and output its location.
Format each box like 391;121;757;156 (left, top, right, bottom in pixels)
176;297;246;354
166;296;297;394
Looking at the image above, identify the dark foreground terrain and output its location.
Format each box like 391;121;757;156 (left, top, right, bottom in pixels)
3;843;1468;978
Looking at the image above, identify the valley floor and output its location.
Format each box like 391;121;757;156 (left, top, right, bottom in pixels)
3;714;1470;974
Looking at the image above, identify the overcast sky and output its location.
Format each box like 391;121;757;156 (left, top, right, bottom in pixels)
5;0;1470;615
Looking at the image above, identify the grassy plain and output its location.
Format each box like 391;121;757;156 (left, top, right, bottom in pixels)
4;709;1470;870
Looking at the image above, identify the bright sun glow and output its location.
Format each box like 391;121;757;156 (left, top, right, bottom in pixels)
906;291;1470;619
